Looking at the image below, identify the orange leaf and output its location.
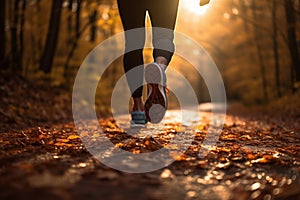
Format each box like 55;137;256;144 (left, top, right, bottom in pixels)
56;138;69;143
67;135;80;140
115;143;124;148
48;141;54;145
54;142;73;147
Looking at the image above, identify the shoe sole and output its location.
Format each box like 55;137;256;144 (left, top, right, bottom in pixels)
144;63;167;124
130;121;146;128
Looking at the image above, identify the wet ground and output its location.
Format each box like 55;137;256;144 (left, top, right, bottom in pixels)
0;107;299;200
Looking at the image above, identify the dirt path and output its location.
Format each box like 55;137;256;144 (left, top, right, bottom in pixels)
1;72;299;199
0;107;299;200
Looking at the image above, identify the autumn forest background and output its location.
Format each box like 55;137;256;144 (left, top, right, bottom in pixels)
0;1;300;199
1;0;300;121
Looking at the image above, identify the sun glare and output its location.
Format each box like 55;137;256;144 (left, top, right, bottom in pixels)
181;0;211;15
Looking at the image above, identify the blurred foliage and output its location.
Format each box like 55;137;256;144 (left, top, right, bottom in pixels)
177;0;300;105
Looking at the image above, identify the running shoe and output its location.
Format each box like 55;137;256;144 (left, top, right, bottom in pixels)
144;62;167;123
130;110;147;127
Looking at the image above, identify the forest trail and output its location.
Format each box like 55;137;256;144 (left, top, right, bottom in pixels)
1;106;299;200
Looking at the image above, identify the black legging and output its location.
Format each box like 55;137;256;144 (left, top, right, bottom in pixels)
117;0;179;97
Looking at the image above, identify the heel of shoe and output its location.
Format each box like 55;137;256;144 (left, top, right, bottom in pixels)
145;63;163;85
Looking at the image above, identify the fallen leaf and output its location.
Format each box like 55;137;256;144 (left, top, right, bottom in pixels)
54;142;73;147
67;135;80;140
56;138;69;143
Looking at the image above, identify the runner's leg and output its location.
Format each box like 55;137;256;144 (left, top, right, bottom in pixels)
117;0;147;99
148;0;179;65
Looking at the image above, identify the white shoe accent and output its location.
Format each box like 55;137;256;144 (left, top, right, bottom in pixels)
145;62;167;104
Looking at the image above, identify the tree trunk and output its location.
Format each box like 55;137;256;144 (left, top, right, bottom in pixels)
67;0;73;45
39;0;63;73
19;0;26;71
251;0;268;102
36;0;43;55
89;9;97;43
0;0;6;66
76;0;82;38
284;0;300;83
239;0;250;32
64;0;82;80
10;0;21;71
272;0;281;97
